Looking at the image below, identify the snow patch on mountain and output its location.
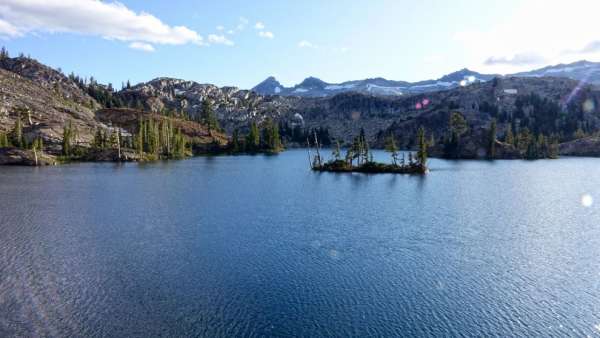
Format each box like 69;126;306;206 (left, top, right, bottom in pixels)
325;84;357;90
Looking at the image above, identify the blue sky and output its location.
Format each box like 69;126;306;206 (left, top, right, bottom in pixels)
1;0;600;89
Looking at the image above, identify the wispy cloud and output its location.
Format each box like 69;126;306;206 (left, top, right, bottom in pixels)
484;53;546;66
237;17;249;31
453;0;600;73
298;40;317;49
563;41;600;55
216;25;224;31
0;18;20;37
0;0;204;50
208;34;234;46
129;42;155;52
254;22;265;30
259;31;274;39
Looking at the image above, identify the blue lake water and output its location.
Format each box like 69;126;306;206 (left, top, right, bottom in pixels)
1;150;600;337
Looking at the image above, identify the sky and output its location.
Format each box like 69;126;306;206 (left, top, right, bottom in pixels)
1;0;600;89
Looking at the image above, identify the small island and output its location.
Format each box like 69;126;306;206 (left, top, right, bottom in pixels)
310;127;428;175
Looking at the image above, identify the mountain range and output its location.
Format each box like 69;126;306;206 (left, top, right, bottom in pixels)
252;60;600;97
2;53;600;163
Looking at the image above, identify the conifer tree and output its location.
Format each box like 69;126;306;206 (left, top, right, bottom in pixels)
229;129;240;152
246;121;260;152
488;119;497;159
201;99;219;132
384;134;399;165
0;132;9;148
62;120;74;156
332;140;341;160
505;124;514;145
416;126;428;166
11;112;24;148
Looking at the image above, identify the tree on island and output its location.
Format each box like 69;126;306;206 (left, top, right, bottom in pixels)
332;140;341;160
384;133;399;165
417;126;428;167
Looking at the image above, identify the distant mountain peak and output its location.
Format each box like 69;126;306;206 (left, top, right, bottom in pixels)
252;76;284;95
298;76;327;88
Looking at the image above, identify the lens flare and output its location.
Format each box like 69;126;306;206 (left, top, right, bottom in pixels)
581;194;593;207
583;99;595;113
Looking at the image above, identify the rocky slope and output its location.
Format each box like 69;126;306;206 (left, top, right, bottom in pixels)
0;56;227;163
0;58;102;149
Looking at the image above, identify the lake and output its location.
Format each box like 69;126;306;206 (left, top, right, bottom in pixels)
1;150;600;337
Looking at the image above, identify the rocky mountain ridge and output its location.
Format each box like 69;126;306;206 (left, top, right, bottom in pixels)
252;60;600;97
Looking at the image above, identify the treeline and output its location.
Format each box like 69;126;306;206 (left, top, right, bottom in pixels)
228;118;283;154
278;122;332;146
132;118;188;159
442;112;559;159
481;92;595;142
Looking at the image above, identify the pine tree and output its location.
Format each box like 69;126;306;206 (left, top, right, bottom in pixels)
345;148;354;167
332;140;341;160
246;121;260;152
488;119;497;159
416;126;428;167
230;129;241;152
505;124;514;145
201;99;219;132
62;120;74;156
0;46;8;59
135;119;144;156
0;132;9;148
11;112;24;148
93;129;103;149
384;134;399;165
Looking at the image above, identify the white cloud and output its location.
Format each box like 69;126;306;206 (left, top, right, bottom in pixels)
216;25;224;31
0;0;204;45
227;30;235;35
259;31;274;39
454;0;600;74
0;18;20;37
255;22;265;30
237;17;248;31
208;34;234;46
129;42;155;52
298;40;317;48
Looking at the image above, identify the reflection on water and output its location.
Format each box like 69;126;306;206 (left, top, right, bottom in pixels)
1;150;600;337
